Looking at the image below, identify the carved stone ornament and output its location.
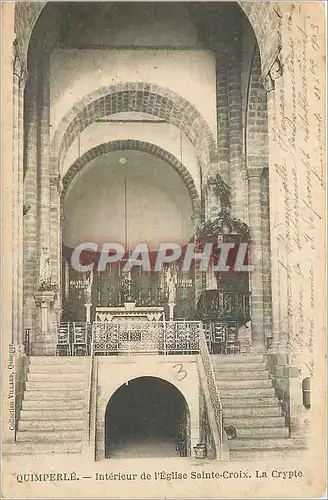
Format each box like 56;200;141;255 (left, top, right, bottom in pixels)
13;44;28;86
263;73;274;93
23;203;31;216
263;52;283;93
196;208;250;242
215;173;231;209
270;54;283;80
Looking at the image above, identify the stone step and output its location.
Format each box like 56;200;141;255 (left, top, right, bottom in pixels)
28;372;85;381
23;390;84;400
211;362;266;371
216;378;272;389
29;356;87;365
26;381;84;391
223;406;282;418
221;397;279;407
20;409;84;420
29;364;86;373
16;430;82;442
2;441;82;455
220;387;275;398
224;416;286;428
18;419;84;431
22;399;84;410
230;446;306;461
214;370;269;379
234;426;289;439
210;354;264;363
229;437;305;450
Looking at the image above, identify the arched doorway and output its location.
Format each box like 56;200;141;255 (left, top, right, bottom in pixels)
61;148;196;321
105;377;190;459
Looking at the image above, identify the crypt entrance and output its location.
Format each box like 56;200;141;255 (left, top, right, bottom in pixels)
104;376;190;459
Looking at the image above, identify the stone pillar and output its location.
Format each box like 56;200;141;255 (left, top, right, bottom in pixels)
192;212;204;305
12;46;27;345
204;178;219;290
39;50;51;250
261;168;273;345
228;44;247;222
263;62;284;351
85;303;92;324
34;292;55;336
216;49;230;186
50;175;61;313
23;45;39;336
247;168;265;351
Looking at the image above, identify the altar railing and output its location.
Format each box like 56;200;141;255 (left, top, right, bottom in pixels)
92;320;202;356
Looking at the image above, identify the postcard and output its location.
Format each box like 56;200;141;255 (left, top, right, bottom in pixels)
1;1;326;498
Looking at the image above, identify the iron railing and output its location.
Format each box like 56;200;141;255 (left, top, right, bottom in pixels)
86;326;94;444
54;321;247;356
92;320;202;355
199;327;224;444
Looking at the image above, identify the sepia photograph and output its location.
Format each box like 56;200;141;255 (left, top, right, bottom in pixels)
1;1;326;498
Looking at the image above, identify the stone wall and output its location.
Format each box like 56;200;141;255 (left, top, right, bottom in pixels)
94;356;200;461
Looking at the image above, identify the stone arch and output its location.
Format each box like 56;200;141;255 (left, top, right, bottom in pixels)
61;140;201;217
14;2;280;76
103;375;191;424
104;376;191;458
51;82;217;176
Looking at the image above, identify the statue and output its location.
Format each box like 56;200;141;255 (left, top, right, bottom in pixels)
84;267;94;303
166;266;177;304
38;246;52;289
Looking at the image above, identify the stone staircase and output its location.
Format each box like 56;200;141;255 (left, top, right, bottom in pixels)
211;354;306;460
5;357;88;455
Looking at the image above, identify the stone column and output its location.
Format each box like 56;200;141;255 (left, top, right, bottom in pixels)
39;50;51;250
263;59;284;351
33;291;56;355
247;168;265;351
23;45;39;336
192;212;204;306
216;48;230;186
204;178;219;290
228;44;247;223
12;46;27;345
85;303;92;324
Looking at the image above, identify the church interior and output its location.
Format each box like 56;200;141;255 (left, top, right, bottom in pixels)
3;1;324;464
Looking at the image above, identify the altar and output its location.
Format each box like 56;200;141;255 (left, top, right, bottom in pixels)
95;302;165;322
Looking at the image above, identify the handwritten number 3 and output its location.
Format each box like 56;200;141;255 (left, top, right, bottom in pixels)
172;363;187;381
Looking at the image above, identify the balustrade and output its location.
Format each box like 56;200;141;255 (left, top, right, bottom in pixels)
53;320;246;356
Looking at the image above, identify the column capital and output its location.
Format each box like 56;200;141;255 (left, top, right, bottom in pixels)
247;167;264;180
263;51;283;94
34;291;56;306
12;42;28;87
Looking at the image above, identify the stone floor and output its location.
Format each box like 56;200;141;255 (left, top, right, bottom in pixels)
106;436;181;459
